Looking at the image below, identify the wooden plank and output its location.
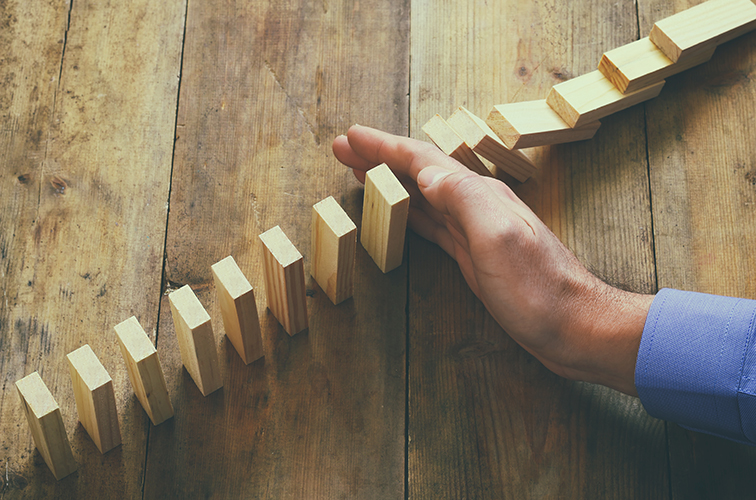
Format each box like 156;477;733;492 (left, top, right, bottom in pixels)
66;345;122;454
361;164;411;273
547;70;665;128
649;0;756;63
410;0;668;497
211;256;264;364
146;0;407;496
168;285;224;396
311;196;357;305
422;114;493;177
640;0;756;496
114;316;174;425
447;106;537;182
15;372;77;480
259;226;309;336
487;100;602;149
600;37;715;94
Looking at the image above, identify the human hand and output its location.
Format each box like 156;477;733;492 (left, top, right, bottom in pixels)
333;125;653;395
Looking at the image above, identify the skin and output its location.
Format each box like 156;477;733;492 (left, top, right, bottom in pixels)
333;124;654;396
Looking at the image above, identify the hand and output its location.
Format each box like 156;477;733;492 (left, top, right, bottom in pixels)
333;125;653;395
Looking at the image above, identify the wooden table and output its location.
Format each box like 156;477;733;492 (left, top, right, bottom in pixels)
2;0;756;497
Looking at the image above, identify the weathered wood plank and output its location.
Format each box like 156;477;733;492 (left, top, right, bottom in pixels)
409;0;668;497
144;0;408;497
640;0;756;497
0;0;185;496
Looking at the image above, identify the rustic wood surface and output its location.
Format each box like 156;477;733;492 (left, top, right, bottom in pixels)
1;0;755;498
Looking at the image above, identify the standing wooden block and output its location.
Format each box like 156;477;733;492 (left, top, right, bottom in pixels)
649;0;756;63
211;256;264;363
486;100;601;149
311;196;357;305
360;164;410;273
546;70;665;128
447;106;536;182
66;345;122;454
421;114;492;177
599;37;715;94
114;316;174;425
259;226;309;335
168;285;223;396
15;372;77;480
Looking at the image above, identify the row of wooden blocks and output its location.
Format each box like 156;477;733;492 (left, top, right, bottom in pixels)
15;164;411;480
423;0;756;182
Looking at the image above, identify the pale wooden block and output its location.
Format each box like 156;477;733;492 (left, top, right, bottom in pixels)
447;106;536;182
16;372;77;480
66;345;122;454
259;226;309;336
168;285;223;396
546;70;666;128
360;164;410;273
211;256;264;363
114;316;174;425
486;100;601;149
649;0;756;63
599;37;716;94
421;114;492;177
311;196;357;304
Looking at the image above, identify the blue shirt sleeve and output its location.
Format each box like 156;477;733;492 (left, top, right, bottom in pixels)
635;288;756;445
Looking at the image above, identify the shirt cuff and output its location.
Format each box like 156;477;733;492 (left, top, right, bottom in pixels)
635;288;756;445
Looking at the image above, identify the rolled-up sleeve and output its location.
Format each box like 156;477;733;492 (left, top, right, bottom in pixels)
635;288;756;445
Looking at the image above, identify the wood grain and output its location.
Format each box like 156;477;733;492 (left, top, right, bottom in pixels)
311;196;357;305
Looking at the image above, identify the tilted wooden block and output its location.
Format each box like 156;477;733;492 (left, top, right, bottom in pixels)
421;114;492;177
599;37;715;94
649;0;756;63
486;100;601;149
211;256;264;364
168;285;223;396
16;372;77;480
311;196;357;305
546;70;665;128
447;106;536;182
259;226;309;335
114;316;174;425
66;345;121;454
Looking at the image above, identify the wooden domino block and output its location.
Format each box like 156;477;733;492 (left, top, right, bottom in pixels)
421;114;492;177
259;226;308;335
599;37;715;94
311;196;357;305
114;316;174;425
66;345;121;454
649;0;756;63
361;164;410;273
211;256;264;364
168;285;223;396
486;100;601;149
447;107;536;182
546;70;665;128
16;372;77;480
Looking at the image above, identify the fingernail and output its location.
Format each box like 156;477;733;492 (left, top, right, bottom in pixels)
417;165;454;188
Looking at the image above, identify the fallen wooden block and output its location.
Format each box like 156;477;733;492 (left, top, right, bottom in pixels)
421;114;492;177
599;37;716;94
16;372;77;480
259;226;308;335
168;285;223;396
66;345;122;454
211;255;264;364
361;164;410;273
649;0;756;63
546;70;665;128
311;196;357;305
486;99;602;149
114;316;174;425
447;106;536;182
